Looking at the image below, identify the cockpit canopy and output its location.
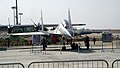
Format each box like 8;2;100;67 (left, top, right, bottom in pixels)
61;19;71;29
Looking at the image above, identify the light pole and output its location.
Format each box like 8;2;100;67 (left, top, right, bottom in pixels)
19;13;23;25
15;0;19;25
11;6;16;25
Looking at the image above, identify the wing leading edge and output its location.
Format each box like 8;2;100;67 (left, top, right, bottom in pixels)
8;31;49;36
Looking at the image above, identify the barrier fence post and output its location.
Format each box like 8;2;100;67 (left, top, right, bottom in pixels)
112;59;120;68
60;47;62;54
78;43;81;54
78;45;80;54
116;40;117;48
0;63;25;68
111;41;114;52
28;59;109;68
101;41;104;52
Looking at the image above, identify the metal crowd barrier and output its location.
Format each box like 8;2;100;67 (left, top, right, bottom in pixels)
28;59;109;68
0;63;25;68
112;59;120;68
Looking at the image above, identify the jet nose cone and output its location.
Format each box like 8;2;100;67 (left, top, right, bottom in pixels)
67;29;75;37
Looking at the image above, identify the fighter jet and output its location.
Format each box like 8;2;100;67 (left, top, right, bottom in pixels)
0;9;101;46
5;10;87;39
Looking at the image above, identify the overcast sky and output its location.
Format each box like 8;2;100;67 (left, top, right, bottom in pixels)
0;0;120;29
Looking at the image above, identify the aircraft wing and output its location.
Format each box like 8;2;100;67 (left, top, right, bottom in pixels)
0;23;85;31
0;24;58;31
8;29;63;36
48;30;62;35
72;24;86;26
9;31;49;36
75;29;101;35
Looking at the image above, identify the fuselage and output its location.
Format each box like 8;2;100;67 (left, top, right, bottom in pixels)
55;19;74;39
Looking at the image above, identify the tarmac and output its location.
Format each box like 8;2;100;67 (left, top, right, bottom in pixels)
0;41;120;68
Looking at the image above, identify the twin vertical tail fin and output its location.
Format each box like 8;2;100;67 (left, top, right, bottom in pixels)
68;9;72;28
30;10;44;31
41;10;44;31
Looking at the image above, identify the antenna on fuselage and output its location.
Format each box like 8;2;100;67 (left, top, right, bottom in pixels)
68;8;72;28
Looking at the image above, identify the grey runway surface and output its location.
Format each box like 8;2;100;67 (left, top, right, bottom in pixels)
0;41;120;68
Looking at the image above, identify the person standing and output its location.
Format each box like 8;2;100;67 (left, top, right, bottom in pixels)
93;37;96;45
41;37;47;51
84;35;90;50
62;36;66;50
